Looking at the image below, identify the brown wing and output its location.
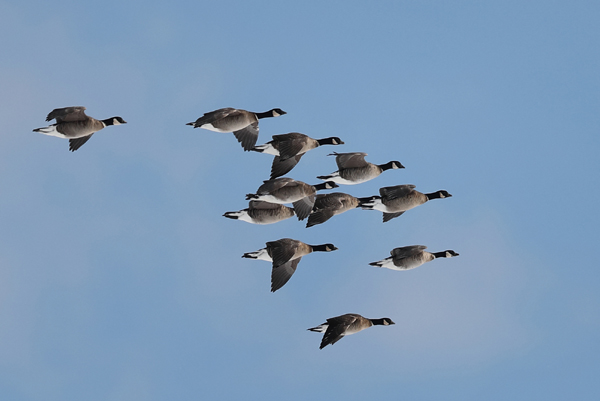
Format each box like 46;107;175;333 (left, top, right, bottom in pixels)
291;195;316;221
233;122;259;151
69;134;93;151
46;106;88;123
379;184;416;200
271;132;311;160
270;258;301;292
390;245;427;258
329;152;369;169
270;154;304;179
267;238;299;267
319;314;361;349
257;178;297;194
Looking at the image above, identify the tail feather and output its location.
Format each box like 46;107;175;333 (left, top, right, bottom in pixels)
358;196;380;209
33;125;65;138
307;323;328;333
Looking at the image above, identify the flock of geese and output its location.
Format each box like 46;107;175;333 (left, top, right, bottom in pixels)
33;106;459;350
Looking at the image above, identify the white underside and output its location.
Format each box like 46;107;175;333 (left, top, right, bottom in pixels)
252;194;302;204
373;257;423;271
199;123;229;132
245;248;272;262
319;172;364;185
254;143;279;155
362;198;412;213
35;125;66;138
311;324;328;332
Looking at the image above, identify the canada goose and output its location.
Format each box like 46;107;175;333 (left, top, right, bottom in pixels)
242;238;338;292
306;192;361;228
223;200;295;225
308;313;395;349
359;184;452;222
245;178;338;220
252;133;344;179
33;106;126;151
317;152;404;185
369;245;459;271
186;107;286;151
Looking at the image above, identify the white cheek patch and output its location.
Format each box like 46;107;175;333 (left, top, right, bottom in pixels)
113;119;122;125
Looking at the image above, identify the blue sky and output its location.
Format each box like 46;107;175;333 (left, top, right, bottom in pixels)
1;1;599;400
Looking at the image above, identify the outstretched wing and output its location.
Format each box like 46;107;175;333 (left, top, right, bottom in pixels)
329;152;368;169
69;134;93;151
379;185;416;200
319;314;360;349
233;122;259;151
272;132;309;160
270;258;301;292
46;106;88;123
270;154;303;179
291;195;316;221
267;239;298;267
390;245;427;258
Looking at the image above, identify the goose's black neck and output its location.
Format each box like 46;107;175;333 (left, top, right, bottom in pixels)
426;190;448;200
317;137;342;146
432;251;448;258
255;109;283;119
378;161;404;171
370;318;388;326
313;182;337;191
310;244;334;252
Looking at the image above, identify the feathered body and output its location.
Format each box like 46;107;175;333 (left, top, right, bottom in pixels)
359;184;452;222
317;152;404;185
33;106;126;151
245;178;338;220
252;133;344;179
308;313;394;349
242;238;337;292
223;200;295;225
306;192;361;228
186;107;286;151
369;245;459;271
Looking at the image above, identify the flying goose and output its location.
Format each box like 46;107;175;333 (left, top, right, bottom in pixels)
359;184;452;222
186;107;286;151
223;200;295;225
317;152;404;185
252;132;344;179
308;313;395;349
245;177;338;220
369;245;459;271
242;238;338;292
306;192;361;228
33;106;126;151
